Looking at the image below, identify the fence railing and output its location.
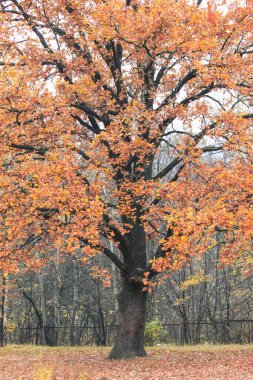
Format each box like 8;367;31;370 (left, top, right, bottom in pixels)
4;320;253;346
163;320;253;345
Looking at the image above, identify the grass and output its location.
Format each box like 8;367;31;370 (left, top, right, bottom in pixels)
0;344;252;379
151;342;253;352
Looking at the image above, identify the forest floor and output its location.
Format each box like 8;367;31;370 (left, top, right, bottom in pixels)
0;344;252;380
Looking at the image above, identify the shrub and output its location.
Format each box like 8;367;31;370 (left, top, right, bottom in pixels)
145;320;166;346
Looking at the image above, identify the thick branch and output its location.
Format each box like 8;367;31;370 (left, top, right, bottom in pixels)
202;145;223;153
180;82;214;106
153;157;182;180
103;215;130;257
10;144;48;155
103;247;126;272
71;114;100;134
157;69;198;110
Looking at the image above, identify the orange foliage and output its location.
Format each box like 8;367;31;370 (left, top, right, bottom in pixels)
0;0;252;284
207;2;217;25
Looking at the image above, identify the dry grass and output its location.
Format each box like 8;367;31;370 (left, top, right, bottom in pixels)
0;344;252;379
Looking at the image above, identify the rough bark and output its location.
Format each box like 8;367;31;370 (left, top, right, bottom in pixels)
106;211;148;359
108;280;147;359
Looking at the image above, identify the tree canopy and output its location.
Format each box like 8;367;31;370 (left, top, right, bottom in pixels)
0;0;252;358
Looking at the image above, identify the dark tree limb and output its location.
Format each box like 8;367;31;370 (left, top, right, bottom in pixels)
153;157;182;180
157;69;198;110
17;282;43;325
79;235;126;272
103;247;126;272
71;114;100;134
103;215;130;257
10;144;48;155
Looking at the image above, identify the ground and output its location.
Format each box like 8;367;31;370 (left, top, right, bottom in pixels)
0;345;252;379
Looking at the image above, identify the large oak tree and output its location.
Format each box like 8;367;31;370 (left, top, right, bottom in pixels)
0;0;252;359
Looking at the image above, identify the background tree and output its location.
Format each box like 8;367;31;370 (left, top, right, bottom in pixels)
0;0;252;359
3;251;253;347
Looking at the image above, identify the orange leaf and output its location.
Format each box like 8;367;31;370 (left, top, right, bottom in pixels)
207;2;217;25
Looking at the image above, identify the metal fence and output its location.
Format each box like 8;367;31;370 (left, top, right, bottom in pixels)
5;320;253;346
6;324;118;347
163;320;253;345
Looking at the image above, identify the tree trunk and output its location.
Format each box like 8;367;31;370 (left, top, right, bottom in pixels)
38;272;47;345
0;276;6;346
108;280;147;360
70;261;79;346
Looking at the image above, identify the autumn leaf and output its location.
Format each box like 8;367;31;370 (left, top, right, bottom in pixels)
207;2;217;25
